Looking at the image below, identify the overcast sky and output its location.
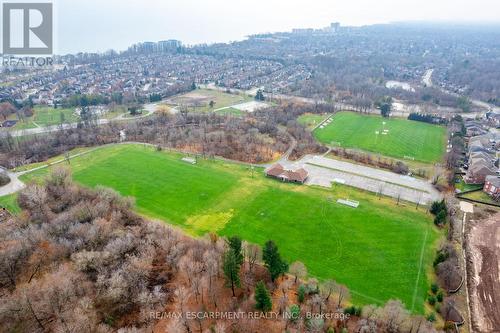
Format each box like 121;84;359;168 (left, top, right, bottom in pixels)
54;0;500;54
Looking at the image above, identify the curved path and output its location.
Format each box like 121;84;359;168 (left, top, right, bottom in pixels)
0;147;103;196
1;103;162;138
0;169;25;197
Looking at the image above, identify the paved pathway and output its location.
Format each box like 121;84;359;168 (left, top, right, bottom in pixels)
1;103;161;138
0;169;25;197
0;147;102;197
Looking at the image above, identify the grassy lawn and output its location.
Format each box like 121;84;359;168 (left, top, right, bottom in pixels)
102;105;128;119
459;190;500;206
10;147;94;172
15;144;439;312
298;113;331;130
455;180;483;193
0;193;21;214
33;106;78;125
9;106;78;129
313;112;447;164
214;107;245;117
168;89;253;113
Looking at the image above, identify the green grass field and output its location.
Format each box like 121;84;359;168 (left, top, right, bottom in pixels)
313;112;446;164
459;190;500;206
12;144;439;312
214;107;245;117
298;113;331;130
9;106;78;130
33;106;78;125
0;193;21;214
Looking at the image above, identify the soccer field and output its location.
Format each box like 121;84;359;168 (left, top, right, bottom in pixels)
16;144;439;312
313;112;447;163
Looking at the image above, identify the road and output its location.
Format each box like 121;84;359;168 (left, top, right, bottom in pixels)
422;69;434;87
421;69;500;116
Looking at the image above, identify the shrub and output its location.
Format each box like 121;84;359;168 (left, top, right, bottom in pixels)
0;172;10;186
436;291;444;302
433;250;449;267
428;295;436;306
344;305;361;316
430;200;447;216
298;284;306;303
434;210;447;226
393;161;409;175
288;304;300;322
431;283;439;294
444;321;456;330
427;312;436;322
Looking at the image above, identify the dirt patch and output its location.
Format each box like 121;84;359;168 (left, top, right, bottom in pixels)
466;212;500;332
168;92;211;106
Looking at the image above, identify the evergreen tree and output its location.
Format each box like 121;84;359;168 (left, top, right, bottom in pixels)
255;89;265;101
254;281;272;311
434;210;447;226
297;284;306;303
380;103;391;117
223;249;241;297
430;200;447;216
228;236;244;265
263;240;288;282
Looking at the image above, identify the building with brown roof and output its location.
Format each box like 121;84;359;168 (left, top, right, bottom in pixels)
266;164;285;178
265;164;309;184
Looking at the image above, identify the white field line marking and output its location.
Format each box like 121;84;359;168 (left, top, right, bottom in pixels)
411;226;429;311
349;289;386;304
312;114;334;131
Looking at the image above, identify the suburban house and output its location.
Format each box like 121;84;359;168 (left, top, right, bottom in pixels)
266;164;309;184
464;133;499;184
486;112;500;128
484;175;500;200
465;161;498;184
464;120;488;137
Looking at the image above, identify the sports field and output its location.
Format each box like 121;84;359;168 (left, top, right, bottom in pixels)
313;112;447;163
14;144;439;312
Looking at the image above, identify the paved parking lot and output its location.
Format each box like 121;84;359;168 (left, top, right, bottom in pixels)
280;155;441;205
